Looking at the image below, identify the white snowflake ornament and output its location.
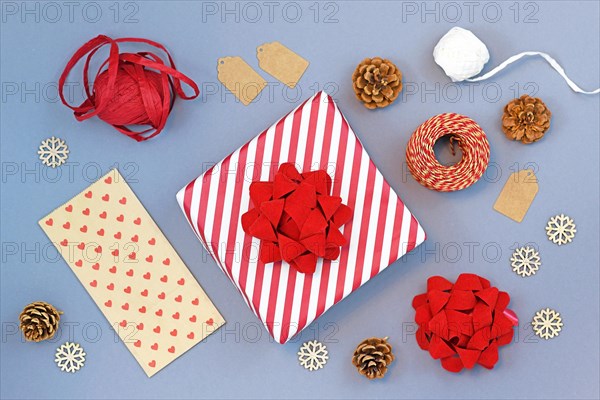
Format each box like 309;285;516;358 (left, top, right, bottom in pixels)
532;308;563;340
55;342;86;373
511;246;541;277
38;136;69;168
546;214;576;245
298;340;328;371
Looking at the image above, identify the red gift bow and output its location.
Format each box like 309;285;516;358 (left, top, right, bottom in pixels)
412;273;518;373
241;163;353;274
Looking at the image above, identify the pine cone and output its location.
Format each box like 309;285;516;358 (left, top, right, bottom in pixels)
501;95;551;144
352;58;402;109
19;301;62;342
352;337;395;379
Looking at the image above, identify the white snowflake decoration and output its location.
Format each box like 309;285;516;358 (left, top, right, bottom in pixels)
510;246;541;277
55;342;86;373
298;340;328;371
38;136;69;168
545;214;576;245
532;308;563;340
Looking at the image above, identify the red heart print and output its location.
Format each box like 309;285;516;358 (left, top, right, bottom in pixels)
116;215;124;222
170;329;177;337
60;239;68;247
110;266;117;274
139;306;146;313
122;303;129;310
153;326;161;333
114;232;121;239
112;249;119;257
146;255;153;263
82;208;90;216
102;194;110;201
124;286;131;293
89;280;97;287
119;197;127;205
140;289;148;297
126;269;134;277
162;258;170;266
105;300;112;307
84;191;92;198
63;222;71;229
148;360;156;368
206;318;214;326
75;260;83;267
65;205;73;212
168;346;175;353
172;312;180;320
151;343;158;351
119;320;127;327
97;228;105;236
77;242;85;250
104;176;112;184
134;217;141;225
106;283;114;290
134;340;141;348
128;252;136;260
148;238;156;245
155;309;163;317
187;332;194;340
45;218;53;226
160;275;168;283
143;272;151;280
94;245;102;253
131;235;138;242
79;225;87;233
137;323;144;330
174;295;182;302
99;211;107;219
189;315;197;323
192;298;199;306
177;278;185;286
92;263;100;270
158;292;165;300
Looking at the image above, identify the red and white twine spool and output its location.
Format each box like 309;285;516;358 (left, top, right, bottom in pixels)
406;113;490;192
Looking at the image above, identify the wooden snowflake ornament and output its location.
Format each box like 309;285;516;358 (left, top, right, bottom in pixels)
545;214;576;245
298;340;328;371
38;136;69;168
532;308;563;340
510;246;541;277
55;342;86;373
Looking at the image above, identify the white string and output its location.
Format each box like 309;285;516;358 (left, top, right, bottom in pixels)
466;51;599;95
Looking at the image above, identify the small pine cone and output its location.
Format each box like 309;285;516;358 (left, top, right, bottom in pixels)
352;337;395;380
19;301;62;342
502;95;551;144
352;58;402;109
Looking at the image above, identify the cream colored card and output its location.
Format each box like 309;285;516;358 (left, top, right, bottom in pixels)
39;169;224;377
257;41;309;88
217;56;266;105
493;169;539;222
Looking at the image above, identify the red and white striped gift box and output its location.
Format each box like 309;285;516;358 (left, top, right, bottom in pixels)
177;91;426;344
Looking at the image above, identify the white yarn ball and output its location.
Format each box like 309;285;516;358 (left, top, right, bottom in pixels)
433;27;490;82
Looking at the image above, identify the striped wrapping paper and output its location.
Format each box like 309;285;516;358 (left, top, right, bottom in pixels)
176;91;426;344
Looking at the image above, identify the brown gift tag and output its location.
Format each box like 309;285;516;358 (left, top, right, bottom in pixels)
257;41;309;88
217;56;266;105
493;169;539;222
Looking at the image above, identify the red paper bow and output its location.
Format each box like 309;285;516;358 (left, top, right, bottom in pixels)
412;273;518;373
241;163;353;274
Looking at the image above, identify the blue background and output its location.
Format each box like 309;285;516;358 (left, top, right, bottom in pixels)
1;1;599;399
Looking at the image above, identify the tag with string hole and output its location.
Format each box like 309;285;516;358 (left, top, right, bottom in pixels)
493;169;539;222
217;56;266;105
257;42;309;89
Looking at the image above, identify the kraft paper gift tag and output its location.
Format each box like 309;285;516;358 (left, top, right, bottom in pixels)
257;41;309;88
217;56;267;105
493;169;539;222
39;169;225;377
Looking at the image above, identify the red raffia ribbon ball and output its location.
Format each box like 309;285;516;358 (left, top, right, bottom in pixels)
59;35;200;142
406;113;490;191
241;163;353;274
412;273;519;373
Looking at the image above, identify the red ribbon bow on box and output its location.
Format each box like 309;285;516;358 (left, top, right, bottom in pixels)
412;273;518;373
241;163;353;274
